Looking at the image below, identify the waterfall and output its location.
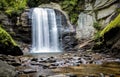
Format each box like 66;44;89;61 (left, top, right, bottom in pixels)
31;8;60;53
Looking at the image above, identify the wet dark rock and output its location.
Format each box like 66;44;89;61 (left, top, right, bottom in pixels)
5;59;16;62
93;27;120;58
50;56;54;59
109;74;115;77
66;73;77;77
42;65;50;69
47;58;57;63
0;43;23;56
39;75;45;77
51;63;59;66
23;69;37;74
62;31;78;51
89;60;94;64
30;61;43;66
31;58;38;62
9;62;21;66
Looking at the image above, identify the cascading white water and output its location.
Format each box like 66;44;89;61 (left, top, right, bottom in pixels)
31;8;60;53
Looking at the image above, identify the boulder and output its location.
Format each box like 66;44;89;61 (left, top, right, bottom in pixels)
76;13;95;39
0;26;23;56
93;14;120;57
62;31;78;51
0;60;16;77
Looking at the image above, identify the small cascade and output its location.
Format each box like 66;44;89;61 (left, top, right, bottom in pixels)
31;8;61;53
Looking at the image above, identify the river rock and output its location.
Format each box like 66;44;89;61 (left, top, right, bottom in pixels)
66;73;77;77
9;62;21;66
31;57;38;62
0;60;16;77
23;68;37;74
48;74;69;77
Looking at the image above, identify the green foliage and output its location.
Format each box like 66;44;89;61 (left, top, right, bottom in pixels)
93;30;101;40
93;22;101;40
27;0;84;25
0;25;17;46
0;0;27;15
60;0;84;25
95;41;102;45
93;22;101;30
61;0;77;9
27;0;51;7
100;14;120;37
116;8;120;13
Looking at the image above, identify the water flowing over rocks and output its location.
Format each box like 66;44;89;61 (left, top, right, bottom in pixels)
0;0;118;54
0;0;120;76
0;49;120;77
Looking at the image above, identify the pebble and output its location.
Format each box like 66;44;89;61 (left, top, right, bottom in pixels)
31;58;38;62
48;74;69;77
66;73;77;77
9;62;21;66
23;69;37;74
0;51;119;77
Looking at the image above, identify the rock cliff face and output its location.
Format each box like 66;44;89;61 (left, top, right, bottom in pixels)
93;14;120;57
76;0;119;40
0;0;119;53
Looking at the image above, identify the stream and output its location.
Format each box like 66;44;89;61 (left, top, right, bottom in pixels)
1;50;119;77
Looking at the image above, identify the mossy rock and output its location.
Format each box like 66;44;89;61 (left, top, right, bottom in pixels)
0;26;16;46
93;14;120;55
100;14;120;37
0;26;23;56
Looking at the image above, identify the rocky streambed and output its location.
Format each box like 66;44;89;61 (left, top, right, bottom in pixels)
0;50;120;77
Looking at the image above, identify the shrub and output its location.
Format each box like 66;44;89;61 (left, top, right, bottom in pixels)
0;0;27;15
93;22;101;30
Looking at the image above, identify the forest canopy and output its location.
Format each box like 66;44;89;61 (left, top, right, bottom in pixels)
0;0;27;15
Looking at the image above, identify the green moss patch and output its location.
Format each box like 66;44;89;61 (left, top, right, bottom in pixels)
0;26;17;46
28;0;84;25
0;26;23;56
0;0;27;15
